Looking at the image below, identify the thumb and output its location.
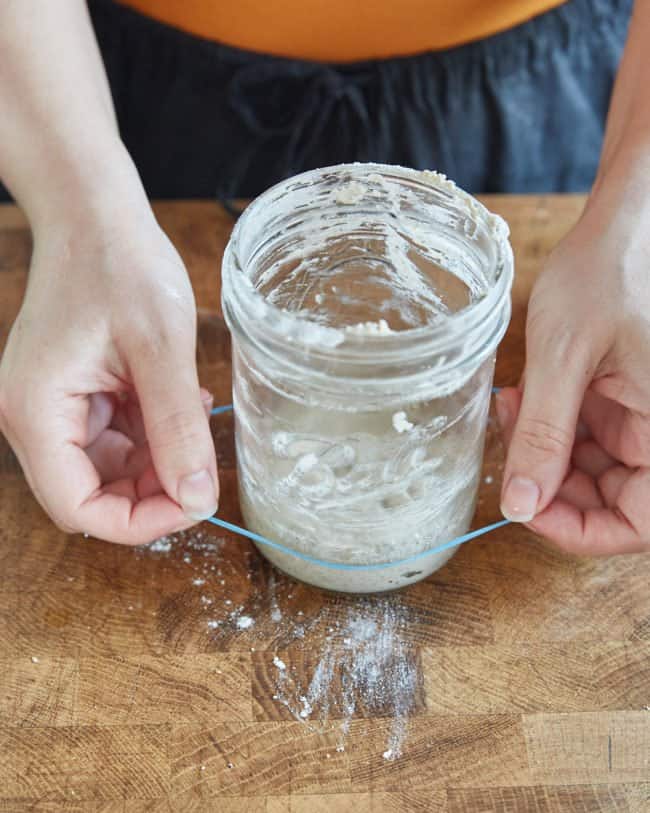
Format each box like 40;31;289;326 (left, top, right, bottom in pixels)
130;340;219;522
498;333;593;523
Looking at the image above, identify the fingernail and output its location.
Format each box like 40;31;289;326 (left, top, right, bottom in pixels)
178;469;218;521
501;476;540;522
495;392;510;430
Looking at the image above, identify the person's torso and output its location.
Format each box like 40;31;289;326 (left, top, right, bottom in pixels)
116;0;567;62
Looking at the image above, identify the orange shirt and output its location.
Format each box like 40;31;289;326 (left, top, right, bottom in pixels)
117;1;566;62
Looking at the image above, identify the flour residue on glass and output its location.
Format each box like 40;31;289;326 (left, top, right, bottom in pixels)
333;180;366;205
343;318;394;336
236;374;489;590
392;410;414;433
246;167;494;337
223;163;512;591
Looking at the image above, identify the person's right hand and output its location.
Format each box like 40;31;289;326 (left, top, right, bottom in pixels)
495;172;650;556
0;204;219;545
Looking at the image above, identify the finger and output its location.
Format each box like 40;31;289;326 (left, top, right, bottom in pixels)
24;430;194;543
496;387;604;524
495;386;522;451
597;464;633;509
200;388;214;416
496;398;604;510
99;467;167;502
77;488;195;544
572;439;617;479
136;463;165;499
85;428;137;483
581;389;650;467
102;477;139;500
129;332;219;522
110;395;150;446
556;468;604;511
13;383;199;543
575;419;591;444
529;500;648;556
85;431;159;486
528;467;650;556
86;393;117;445
500;328;595;523
111;388;213;444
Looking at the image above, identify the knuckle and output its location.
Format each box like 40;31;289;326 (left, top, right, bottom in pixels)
127;318;195;366
148;407;208;455
544;328;585;363
127;319;171;357
526;312;593;371
50;513;78;535
47;497;86;536
515;416;573;458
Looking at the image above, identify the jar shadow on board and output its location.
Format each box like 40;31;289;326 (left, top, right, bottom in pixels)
221;163;514;594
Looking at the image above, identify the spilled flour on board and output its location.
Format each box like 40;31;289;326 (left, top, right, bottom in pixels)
270;598;419;759
148;536;173;554
141;533;421;760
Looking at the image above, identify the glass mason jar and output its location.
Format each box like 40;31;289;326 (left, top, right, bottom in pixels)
221;163;513;593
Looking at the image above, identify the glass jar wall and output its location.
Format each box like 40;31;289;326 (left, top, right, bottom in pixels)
221;164;513;592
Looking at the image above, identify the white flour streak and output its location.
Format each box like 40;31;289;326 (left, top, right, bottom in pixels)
270;598;420;759
141;527;420;759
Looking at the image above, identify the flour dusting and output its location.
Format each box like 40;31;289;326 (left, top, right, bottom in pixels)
148;536;173;553
142;527;422;760
270;598;419;759
236;615;255;630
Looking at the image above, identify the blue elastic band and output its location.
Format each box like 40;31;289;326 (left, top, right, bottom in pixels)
210;404;234;415
206;515;511;571
207;388;509;571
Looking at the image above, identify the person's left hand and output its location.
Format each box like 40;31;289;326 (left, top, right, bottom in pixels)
497;186;650;555
0;202;220;545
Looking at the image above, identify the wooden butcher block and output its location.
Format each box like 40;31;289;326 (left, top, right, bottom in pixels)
0;197;648;811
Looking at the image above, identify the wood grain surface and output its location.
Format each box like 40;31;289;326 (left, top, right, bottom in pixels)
0;198;649;812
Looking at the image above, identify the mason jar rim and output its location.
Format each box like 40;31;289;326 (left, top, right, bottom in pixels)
221;163;513;377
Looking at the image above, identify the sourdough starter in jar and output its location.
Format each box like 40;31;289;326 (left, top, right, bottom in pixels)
221;164;513;592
